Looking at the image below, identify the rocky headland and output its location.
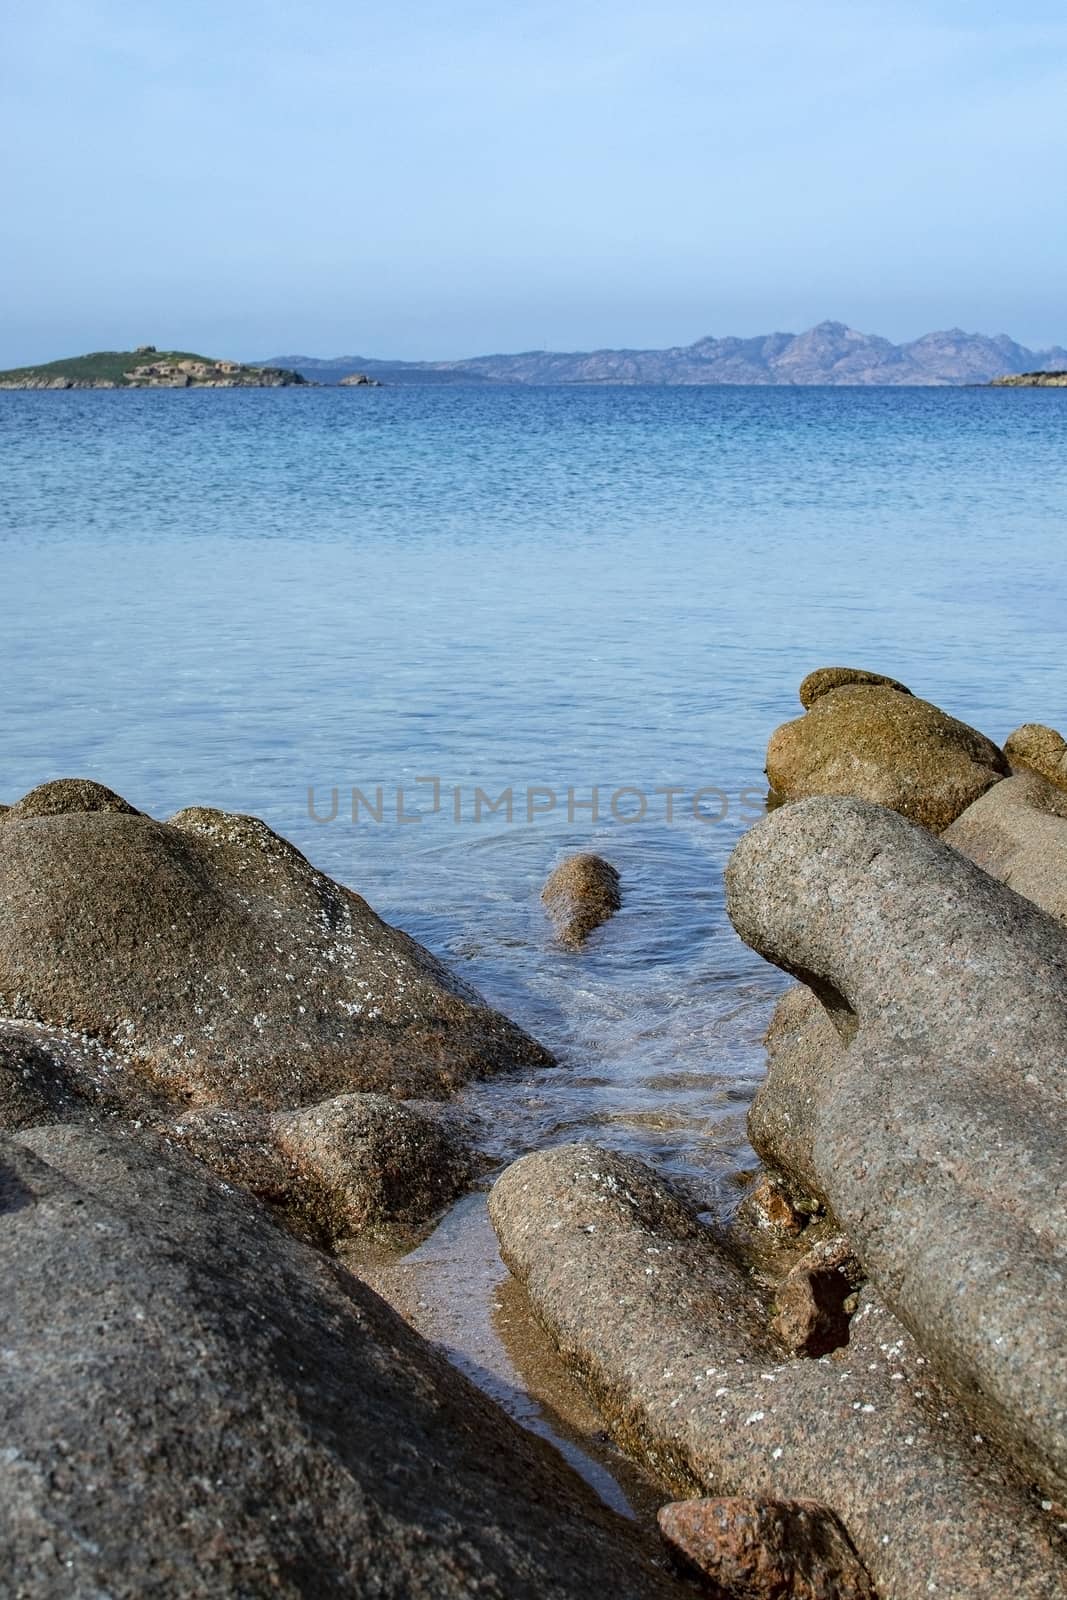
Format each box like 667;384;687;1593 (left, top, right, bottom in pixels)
0;345;308;389
268;324;1067;386
2;680;1066;1597
991;371;1067;387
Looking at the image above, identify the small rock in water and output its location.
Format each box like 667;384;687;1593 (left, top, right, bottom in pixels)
657;1497;876;1599
542;852;621;947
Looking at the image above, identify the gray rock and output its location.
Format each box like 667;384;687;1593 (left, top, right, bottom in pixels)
944;770;1067;924
725;796;1067;1500
271;1092;474;1240
766;683;1008;830
542;853;622;947
489;1142;1065;1600
0;785;551;1109
0;1125;683;1600
747;986;836;1208
657;1496;876;1598
1;777;141;820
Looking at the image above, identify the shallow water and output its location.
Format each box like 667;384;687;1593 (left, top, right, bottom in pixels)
2;383;1065;1501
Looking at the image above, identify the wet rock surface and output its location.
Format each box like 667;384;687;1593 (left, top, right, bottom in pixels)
542;852;622;947
945;769;1067;924
0;1125;685;1600
658;1496;876;1599
725;796;1067;1501
489;1142;1065;1600
766;680;1008;829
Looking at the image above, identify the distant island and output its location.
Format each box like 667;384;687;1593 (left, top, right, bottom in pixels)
0;346;308;390
266;321;1067;387
990;370;1067;388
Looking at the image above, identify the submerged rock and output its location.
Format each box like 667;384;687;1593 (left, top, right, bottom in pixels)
725;796;1067;1501
658;1496;876;1599
1004;723;1067;790
0;1125;682;1599
542;853;622;947
0;783;551;1109
489;1143;1063;1600
944;770;1067;924
766;681;1008;830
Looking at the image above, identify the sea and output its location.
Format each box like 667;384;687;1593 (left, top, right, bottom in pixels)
2;382;1064;1502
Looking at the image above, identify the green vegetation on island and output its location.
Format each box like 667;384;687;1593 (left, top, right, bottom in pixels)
0;346;308;389
989;370;1067;387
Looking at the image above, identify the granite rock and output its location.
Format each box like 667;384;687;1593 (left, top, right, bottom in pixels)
658;1496;876;1599
725;796;1067;1499
489;1142;1065;1600
271;1091;474;1240
798;667;912;708
944;770;1067;924
0;1125;683;1600
1004;723;1067;791
770;1238;861;1358
766;684;1008;830
0;784;551;1108
542;853;622;947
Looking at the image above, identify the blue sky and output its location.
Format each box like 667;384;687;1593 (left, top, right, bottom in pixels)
3;0;1065;363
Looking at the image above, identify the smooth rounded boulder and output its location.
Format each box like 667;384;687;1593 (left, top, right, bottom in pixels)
542;853;622;947
798;665;912;708
944;770;1067;925
725;796;1067;1501
0;782;552;1108
1003;722;1067;793
766;679;1008;830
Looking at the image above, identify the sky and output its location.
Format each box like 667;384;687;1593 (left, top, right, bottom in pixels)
2;0;1066;364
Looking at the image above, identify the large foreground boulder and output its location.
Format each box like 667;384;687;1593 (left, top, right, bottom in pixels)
0;780;551;1106
489;1143;1065;1600
0;1125;682;1599
765;676;1008;830
725;796;1067;1501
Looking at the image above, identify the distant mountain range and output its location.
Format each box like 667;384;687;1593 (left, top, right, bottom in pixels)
265;322;1067;387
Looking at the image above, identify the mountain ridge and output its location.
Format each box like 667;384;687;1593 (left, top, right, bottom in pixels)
265;321;1067;387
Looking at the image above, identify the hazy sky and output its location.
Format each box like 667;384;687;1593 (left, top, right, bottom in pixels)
3;0;1066;363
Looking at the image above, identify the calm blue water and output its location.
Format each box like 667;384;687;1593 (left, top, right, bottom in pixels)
2;384;1065;1200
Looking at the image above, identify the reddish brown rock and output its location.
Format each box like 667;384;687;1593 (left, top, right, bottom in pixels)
542;853;622;947
771;1239;861;1358
658;1497;876;1599
744;1174;807;1236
